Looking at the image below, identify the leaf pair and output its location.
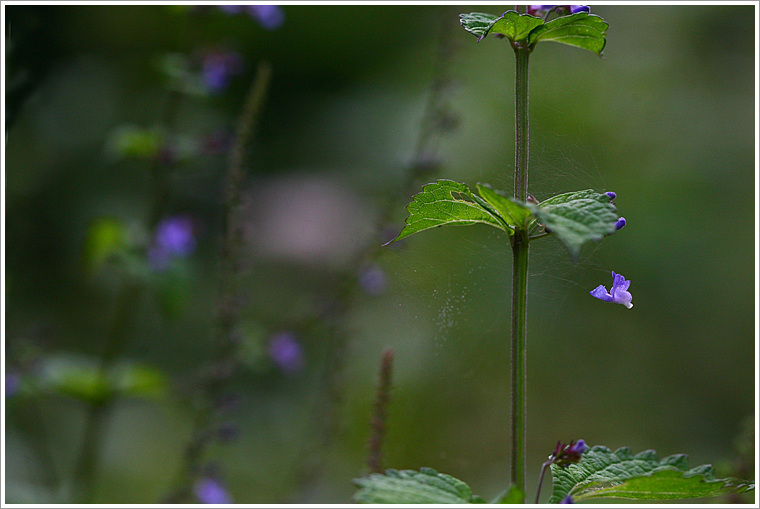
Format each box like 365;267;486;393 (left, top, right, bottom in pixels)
460;10;608;55
352;447;755;504
384;180;619;261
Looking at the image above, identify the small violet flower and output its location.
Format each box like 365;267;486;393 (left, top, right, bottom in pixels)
194;477;232;504
148;215;197;271
528;5;590;17
615;217;627;231
560;494;575;503
590;271;633;309
268;332;305;374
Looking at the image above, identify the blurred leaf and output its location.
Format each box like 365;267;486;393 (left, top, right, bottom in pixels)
527;189;618;260
82;217;128;275
476;183;531;229
38;355;111;404
352;467;484;504
105;124;165;160
384;180;507;245
111;363;168;399
458;12;500;40
550;446;755;502
34;354;167;403
528;13;608;55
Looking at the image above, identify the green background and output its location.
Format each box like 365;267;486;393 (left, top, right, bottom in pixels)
4;4;756;504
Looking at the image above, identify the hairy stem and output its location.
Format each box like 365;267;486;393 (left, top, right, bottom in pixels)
510;43;531;503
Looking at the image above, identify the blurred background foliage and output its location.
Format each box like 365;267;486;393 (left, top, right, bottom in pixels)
4;3;756;504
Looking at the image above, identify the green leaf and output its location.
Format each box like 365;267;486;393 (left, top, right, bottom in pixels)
460;11;544;43
485;11;545;43
459;12;500;41
550;445;755;503
476;183;532;229
528;12;609;55
352;467;484;504
527;189;618;260
384;180;506;245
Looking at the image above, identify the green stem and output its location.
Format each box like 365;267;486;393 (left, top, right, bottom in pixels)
510;44;531;503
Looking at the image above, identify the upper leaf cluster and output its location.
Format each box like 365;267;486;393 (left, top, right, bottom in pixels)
460;10;608;55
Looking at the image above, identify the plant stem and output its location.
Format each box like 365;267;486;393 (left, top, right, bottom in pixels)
510;43;531;503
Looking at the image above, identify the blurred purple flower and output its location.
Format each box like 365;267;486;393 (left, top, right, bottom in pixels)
201;50;243;94
6;373;21;397
194;477;232;504
590;271;633;309
268;332;304;374
148;216;196;271
615;217;627;231
359;264;387;296
560;494;574;503
216;5;285;31
247;5;285;30
605;191;616;201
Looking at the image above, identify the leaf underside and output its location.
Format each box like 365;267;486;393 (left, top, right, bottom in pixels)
352;467;484;504
527;189;618;260
549;445;755;503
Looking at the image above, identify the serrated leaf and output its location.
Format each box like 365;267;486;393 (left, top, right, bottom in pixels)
528;12;608;55
527;189;618;260
549;445;755;503
460;11;544;43
384;180;506;245
476;183;531;229
352;467;483;504
459;12;500;40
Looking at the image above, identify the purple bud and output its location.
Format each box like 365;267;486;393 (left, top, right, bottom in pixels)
570;5;590;14
194;477;232;504
605;191;616;201
551;439;588;467
560;494;574;503
566;439;587;456
615;217;626;231
268;332;304;374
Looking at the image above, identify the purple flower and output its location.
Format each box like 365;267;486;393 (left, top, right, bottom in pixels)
216;5;285;31
560;494;574;503
6;373;21;397
359;264;388;296
615;217;626;231
527;5;589;17
194;477;232;504
590;271;633;309
247;5;285;31
201;50;243;94
605;191;616;201
268;332;304;374
148;216;196;271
